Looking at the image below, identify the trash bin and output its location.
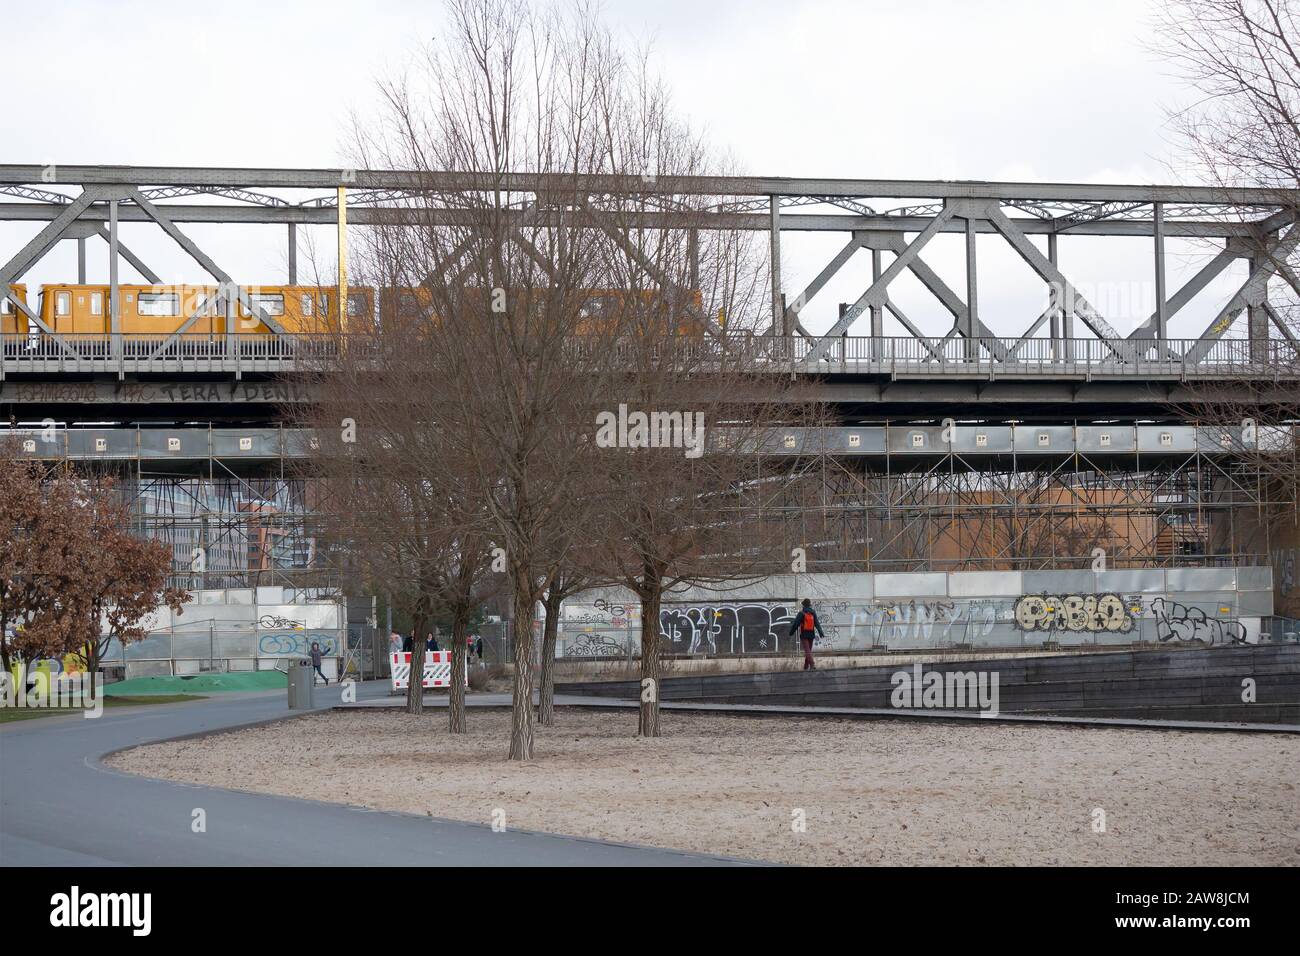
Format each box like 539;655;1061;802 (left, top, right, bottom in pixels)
287;659;314;709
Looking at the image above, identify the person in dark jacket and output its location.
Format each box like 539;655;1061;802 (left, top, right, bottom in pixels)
401;633;413;653
426;632;439;653
309;641;329;685
788;599;826;670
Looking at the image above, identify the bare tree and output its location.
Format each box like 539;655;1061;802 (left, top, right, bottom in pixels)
536;565;589;726
1155;1;1300;322
297;320;497;729
1156;0;1300;564
344;0;751;759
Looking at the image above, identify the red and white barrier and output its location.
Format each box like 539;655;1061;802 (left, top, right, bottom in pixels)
390;651;465;691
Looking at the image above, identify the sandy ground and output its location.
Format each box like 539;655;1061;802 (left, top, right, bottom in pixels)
105;709;1300;866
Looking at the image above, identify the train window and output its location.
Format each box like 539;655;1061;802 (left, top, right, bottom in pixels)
580;294;617;319
399;292;420;316
55;291;71;317
90;292;103;316
138;293;179;317
347;294;362;317
300;294;313;316
249;293;285;317
1;297;10;314
184;291;217;317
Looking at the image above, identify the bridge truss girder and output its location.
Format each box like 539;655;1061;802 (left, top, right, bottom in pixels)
1;164;1298;376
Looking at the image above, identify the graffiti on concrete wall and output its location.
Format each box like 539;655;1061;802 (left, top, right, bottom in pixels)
658;604;797;654
257;632;339;656
562;635;629;658
562;573;1267;654
1151;598;1247;645
1013;593;1137;634
257;614;304;630
846;599;1005;645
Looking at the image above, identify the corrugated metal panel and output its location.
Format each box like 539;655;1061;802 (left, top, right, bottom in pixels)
139;428;208;458
1013;425;1072;452
1237;566;1273;590
1096;569;1167;593
1137;425;1195;453
1178;591;1237;613
67;429;136;458
887;426;947;454
1166;567;1237;591
874;572;948;597
8;429;64;458
1022;569;1094;594
952;426;1013;454
212;428;281;457
1077;425;1136;452
126;660;171;679
837;428;887;454
1196;425;1247;452
793;573;874;601
1239;590;1274;615
948;570;1023;596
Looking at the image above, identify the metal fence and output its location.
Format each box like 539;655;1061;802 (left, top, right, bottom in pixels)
3;332;1294;379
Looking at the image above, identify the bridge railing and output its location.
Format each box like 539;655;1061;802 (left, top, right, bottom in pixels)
1;332;1294;378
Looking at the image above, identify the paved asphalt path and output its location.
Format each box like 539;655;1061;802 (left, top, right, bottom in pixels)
0;681;751;867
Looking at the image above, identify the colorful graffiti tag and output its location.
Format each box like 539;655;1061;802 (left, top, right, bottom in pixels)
658;604;797;654
1151;598;1248;645
1013;593;1137;634
256;632;340;656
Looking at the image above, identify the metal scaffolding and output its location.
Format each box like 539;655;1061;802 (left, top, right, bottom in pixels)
8;421;1284;579
774;452;1277;574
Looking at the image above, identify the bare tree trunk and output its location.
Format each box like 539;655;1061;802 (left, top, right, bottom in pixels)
406;613;426;715
508;581;535;760
638;584;663;738
449;611;468;734
537;587;562;726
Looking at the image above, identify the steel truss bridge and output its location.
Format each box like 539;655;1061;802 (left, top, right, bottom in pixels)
3;165;1300;420
2;164;1297;579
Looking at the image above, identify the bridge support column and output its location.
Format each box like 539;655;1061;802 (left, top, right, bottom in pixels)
964;213;978;361
1048;231;1072;360
77;237;86;284
1153;202;1167;345
1249;255;1269;364
288;224;297;285
109;199;121;367
870;248;883;361
770;195;784;336
225;292;235;362
688;228;699;296
1047;232;1060;360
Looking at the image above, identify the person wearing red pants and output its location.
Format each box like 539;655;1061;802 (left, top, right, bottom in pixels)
788;599;826;670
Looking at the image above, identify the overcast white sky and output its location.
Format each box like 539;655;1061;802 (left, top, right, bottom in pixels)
0;0;1253;338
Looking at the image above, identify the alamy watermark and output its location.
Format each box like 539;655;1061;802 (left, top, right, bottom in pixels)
594;403;705;459
49;886;150;936
0;667;103;718
889;662;999;716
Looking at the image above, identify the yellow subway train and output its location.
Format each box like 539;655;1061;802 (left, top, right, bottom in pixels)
3;282;709;351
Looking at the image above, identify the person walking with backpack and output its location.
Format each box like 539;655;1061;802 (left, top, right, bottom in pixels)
789;599;826;670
